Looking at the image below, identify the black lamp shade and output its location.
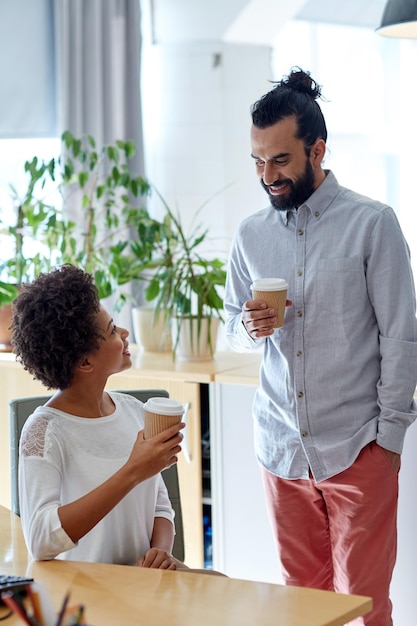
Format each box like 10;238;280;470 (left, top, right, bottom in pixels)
377;0;417;38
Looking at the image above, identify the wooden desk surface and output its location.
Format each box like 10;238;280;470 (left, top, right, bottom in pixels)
0;506;371;626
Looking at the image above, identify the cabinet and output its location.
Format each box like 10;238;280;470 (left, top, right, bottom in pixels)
0;353;50;505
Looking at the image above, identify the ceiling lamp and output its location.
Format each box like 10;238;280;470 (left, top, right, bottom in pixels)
377;0;417;38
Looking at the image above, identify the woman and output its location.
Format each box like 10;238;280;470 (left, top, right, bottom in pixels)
11;264;187;570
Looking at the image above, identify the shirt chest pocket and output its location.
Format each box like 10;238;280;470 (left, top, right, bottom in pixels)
316;257;363;315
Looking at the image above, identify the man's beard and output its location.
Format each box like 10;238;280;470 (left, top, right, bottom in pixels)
261;159;315;211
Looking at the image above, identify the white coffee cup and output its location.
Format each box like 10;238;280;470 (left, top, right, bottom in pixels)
143;397;185;438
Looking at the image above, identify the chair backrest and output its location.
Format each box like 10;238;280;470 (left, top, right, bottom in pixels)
9;388;185;562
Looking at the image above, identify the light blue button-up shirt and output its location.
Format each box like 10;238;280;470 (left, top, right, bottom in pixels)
225;170;417;482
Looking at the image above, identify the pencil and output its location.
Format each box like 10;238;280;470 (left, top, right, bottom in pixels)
55;591;71;626
73;604;85;625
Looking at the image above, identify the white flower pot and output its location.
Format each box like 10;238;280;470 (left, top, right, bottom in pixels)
172;316;219;362
131;307;172;352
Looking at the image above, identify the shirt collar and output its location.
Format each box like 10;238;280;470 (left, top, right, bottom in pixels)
278;170;340;225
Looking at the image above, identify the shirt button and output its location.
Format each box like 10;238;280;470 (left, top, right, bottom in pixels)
301;431;308;438
297;391;304;398
314;211;320;218
296;351;302;356
296;310;303;317
297;270;303;276
298;229;304;236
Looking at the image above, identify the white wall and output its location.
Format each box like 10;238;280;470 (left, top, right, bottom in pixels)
391;423;417;625
211;383;284;585
140;38;270;260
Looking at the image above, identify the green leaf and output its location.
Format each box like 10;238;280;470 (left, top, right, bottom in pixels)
130;178;138;197
125;141;136;158
145;277;160;301
96;185;105;199
62;130;74;148
72;139;82;157
107;145;119;164
112;166;120;184
78;171;89;188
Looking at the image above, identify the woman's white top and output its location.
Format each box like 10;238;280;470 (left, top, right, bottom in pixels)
19;391;174;563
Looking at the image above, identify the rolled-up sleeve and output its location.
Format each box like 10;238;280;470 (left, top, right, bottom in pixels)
377;335;417;452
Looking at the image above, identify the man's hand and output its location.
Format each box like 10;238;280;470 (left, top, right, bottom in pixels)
379;446;401;473
242;299;292;339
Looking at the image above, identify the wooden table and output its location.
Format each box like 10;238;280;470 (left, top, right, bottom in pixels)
0;506;372;626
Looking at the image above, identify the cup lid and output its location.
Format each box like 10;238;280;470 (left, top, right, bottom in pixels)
250;278;288;291
143;397;185;416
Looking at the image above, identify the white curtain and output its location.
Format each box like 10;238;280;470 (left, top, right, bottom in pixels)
53;0;145;327
53;0;144;174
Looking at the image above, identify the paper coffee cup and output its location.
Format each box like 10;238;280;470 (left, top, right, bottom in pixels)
250;278;288;328
143;397;185;438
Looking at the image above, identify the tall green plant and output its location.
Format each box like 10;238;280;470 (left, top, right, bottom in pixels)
0;156;74;306
56;131;152;309
0;131;153;310
131;187;227;356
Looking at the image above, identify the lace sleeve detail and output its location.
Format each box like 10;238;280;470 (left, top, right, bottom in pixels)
20;416;50;458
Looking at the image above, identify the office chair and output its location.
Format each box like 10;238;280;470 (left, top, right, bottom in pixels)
9;388;185;562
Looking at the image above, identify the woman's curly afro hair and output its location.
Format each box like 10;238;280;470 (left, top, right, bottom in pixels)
11;264;104;390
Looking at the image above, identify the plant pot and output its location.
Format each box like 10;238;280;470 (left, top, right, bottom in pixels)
0;304;13;352
132;307;172;352
172;316;219;362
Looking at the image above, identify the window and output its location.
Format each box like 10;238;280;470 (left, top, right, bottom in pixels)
272;21;417;278
0;138;60;269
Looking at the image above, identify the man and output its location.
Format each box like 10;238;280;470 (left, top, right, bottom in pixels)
224;67;417;625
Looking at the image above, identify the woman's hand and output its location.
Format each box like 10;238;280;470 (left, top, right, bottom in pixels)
127;422;185;484
135;547;177;570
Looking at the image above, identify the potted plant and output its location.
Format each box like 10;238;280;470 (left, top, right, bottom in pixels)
0;131;226;359
1;131;153;302
0;131;153;349
0;156;69;303
0;156;74;349
50;131;153;311
134;188;227;361
129;212;176;353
